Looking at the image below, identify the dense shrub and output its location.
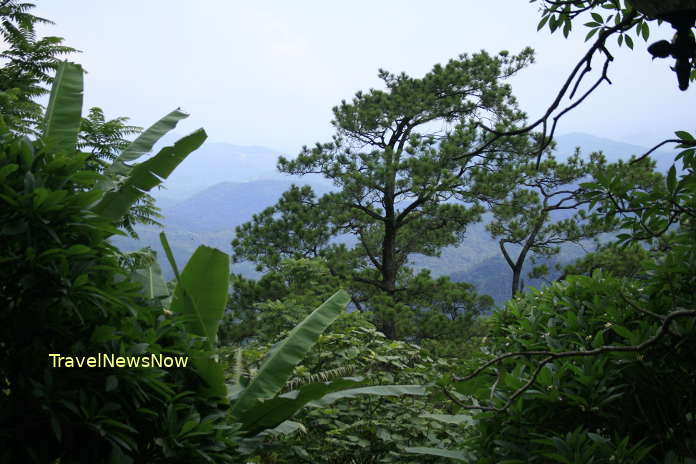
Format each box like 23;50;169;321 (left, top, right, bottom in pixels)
235;314;468;464
458;268;696;463
0;119;241;462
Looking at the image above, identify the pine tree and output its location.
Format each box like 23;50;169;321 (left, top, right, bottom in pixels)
234;48;535;337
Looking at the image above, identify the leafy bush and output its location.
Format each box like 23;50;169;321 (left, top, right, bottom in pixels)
0;62;242;463
453;269;696;462
235;314;469;463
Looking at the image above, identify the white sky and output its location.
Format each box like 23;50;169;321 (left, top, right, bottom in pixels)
35;1;693;154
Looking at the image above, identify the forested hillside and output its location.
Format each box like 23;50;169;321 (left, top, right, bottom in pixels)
2;1;696;463
113;132;674;303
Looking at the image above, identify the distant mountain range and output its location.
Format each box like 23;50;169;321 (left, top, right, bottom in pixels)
148;139;328;201
112;132;679;305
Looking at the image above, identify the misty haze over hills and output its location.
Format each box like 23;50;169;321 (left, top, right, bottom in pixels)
112;132;677;305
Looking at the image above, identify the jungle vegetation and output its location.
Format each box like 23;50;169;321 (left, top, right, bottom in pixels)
1;0;695;462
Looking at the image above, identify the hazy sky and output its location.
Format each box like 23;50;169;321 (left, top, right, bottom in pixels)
34;1;693;154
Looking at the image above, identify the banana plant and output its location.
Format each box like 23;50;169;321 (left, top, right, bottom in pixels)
42;61;83;153
41;61;427;439
127;248;427;436
128;245;423;436
160;233;230;399
96;108;189;191
41;61;207;225
228;288;355;435
227;290;429;437
155;233;373;420
237;382;429;438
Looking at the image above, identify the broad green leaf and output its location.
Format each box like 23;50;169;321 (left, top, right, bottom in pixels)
0;164;18;182
231;290;350;418
403;447;473;461
99;108;190;188
611;324;634;341
170;245;229;348
168;244;230;399
92;129;206;221
585;27;600;41
306;384;427;408
42;61;84;154
641;21;650;41
591;330;605;349
238;377;363;436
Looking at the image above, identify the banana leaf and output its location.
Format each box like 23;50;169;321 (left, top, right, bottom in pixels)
162;236;229;399
306;384;428;408
231;290;350;418
169;244;229;348
238;377;364;436
92;128;206;222
42;61;83;154
98;108;189;189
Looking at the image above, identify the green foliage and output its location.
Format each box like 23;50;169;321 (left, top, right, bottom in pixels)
400;5;696;463
92;128;207;223
126;242;368;450
78;107;162;239
0;2;170;240
42;60;84;153
473;148;660;296
408;127;695;464
584;132;695;246
93;108;195;238
232;185;337;272
230;290;350;422
0;124;241;462
98;108;190;189
530;0;696;89
0;1;77;134
0;60;242;463
233;48;537;337
532;0;648;43
224;256;491;358
4;1;694;462
371;268;494;343
454;266;696;461
77;107;165;239
160;234;230;400
223;258;347;344
126;248;170;301
78;107;143;172
239;319;470;463
559;240;651;280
